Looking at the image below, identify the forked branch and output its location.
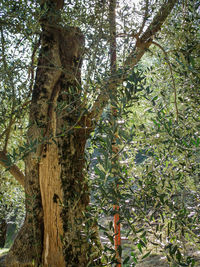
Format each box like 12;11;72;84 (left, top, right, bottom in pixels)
89;0;178;124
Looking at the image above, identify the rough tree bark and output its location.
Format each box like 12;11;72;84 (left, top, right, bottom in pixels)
0;219;7;248
4;0;178;266
6;1;100;266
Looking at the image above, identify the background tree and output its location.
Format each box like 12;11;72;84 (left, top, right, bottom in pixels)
0;171;25;249
90;0;200;265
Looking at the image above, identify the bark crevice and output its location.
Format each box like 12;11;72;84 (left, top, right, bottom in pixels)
6;14;99;265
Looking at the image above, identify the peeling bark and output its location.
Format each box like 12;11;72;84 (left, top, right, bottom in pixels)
39;144;65;266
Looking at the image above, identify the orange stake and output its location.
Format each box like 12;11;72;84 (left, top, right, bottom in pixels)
114;204;121;266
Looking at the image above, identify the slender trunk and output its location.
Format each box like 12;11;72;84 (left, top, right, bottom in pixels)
109;0;121;265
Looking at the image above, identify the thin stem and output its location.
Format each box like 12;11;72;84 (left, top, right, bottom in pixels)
0;27;15;152
152;41;179;122
28;36;41;97
137;0;149;37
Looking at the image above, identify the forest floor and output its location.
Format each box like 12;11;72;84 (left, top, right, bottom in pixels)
117;236;200;266
121;242;200;266
135;250;200;267
0;247;200;266
1;227;200;267
99;216;200;267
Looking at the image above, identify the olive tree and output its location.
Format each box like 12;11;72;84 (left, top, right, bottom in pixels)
0;0;178;265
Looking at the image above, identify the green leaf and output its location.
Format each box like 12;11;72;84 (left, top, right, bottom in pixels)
94;166;106;179
131;252;138;263
176;249;182;262
123;256;130;264
137;242;142;253
142;251;151;259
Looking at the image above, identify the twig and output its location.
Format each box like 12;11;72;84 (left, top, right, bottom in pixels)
28;36;41;97
152;41;179;122
137;0;149;37
0;27;16;152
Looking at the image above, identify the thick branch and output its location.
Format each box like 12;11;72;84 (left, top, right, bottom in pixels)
41;0;64;10
0;151;25;187
140;0;178;43
89;0;178;124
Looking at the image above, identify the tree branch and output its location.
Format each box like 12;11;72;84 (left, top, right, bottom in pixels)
152;41;179;121
140;0;177;43
0;151;25;187
0;100;31;143
137;0;149;38
27;36;41;98
88;0;178;125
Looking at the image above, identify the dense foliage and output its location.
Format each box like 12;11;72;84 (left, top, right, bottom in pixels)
89;1;200;265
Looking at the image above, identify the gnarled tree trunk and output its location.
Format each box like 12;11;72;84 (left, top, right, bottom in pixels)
6;1;100;266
